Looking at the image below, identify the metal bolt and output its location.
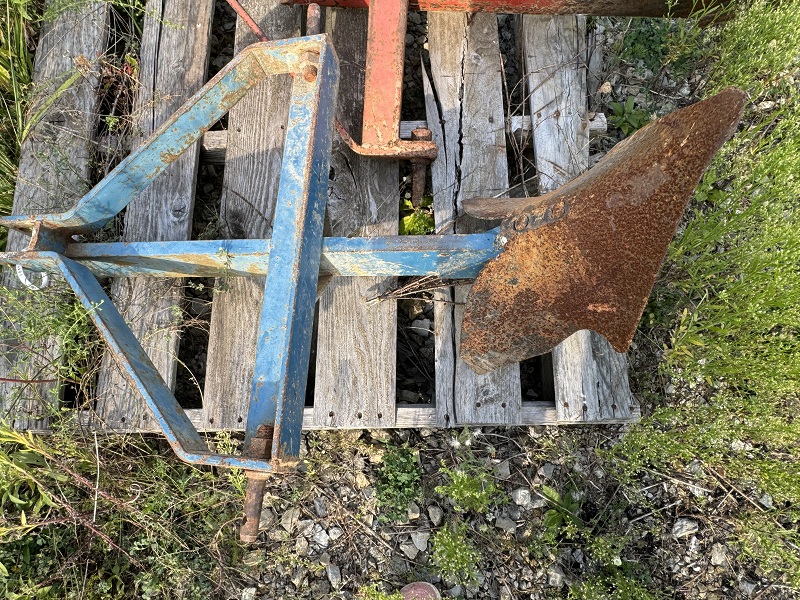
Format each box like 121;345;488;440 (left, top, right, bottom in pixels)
303;64;318;82
410;128;433;208
513;214;529;231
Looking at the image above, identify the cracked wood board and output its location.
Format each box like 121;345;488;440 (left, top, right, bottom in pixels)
0;3;109;430
521;15;638;422
202;1;302;431
423;14;522;427
93;0;213;430
312;9;399;429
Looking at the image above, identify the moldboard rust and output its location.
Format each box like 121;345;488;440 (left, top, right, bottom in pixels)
460;87;746;374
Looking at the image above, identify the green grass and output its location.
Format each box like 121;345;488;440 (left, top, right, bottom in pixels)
615;0;800;588
0;424;248;599
375;445;422;522
0;0;37;245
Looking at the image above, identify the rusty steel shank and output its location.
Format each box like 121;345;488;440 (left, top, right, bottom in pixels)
460;87;746;374
241;425;274;543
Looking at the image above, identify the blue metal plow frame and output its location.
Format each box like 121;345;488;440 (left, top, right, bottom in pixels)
0;35;502;473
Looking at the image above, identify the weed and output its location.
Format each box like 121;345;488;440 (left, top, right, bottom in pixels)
356;583;403;600
568;572;666;600
617;18;670;72
607;95;650;137
0;284;102;404
375;445;422;522
540;484;584;538
431;522;480;586
399;197;435;235
435;460;505;514
0;422;247;599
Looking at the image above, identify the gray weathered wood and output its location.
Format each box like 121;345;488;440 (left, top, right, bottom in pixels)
79;399;578;433
198;114;606;165
202;2;301;430
522;15;637;422
312;9;399;429
94;0;213;429
424;14;522;427
0;3;109;429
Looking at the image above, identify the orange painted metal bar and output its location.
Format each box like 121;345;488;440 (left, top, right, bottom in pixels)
283;0;731;18
362;0;409;146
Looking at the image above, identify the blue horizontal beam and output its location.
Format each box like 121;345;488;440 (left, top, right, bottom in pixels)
0;230;501;279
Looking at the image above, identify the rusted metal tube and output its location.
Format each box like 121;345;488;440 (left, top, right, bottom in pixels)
240;425;274;543
410;128;432;208
306;3;322;34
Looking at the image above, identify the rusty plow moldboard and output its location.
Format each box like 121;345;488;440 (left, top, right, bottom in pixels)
459;87;746;374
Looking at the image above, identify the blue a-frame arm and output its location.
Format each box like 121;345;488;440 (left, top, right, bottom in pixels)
0;34;501;474
0;36;341;473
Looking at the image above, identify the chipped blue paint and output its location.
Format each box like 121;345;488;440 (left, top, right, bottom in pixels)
246;40;338;463
0;36;334;235
0;230;501;278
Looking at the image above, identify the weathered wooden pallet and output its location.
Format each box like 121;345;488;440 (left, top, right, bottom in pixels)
5;6;639;433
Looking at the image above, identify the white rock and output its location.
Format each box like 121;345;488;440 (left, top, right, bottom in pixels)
291;566;307;588
530;494;549;509
298;519;315;537
739;579;757;597
258;508;277;530
495;516;517;534
493;460;511;479
312;526;330;548
295;536;309;556
759;494;773;509
547;564;565;587
411;319;431;338
399;390;419;403
326;564;342;589
672;518;699;539
711;543;727;566
400;540;420;560
313;497;328;518
540;463;556;479
428;505;444;526
280;507;301;532
328;526;343;541
241;587;257;600
511;488;532;508
355;472;370;489
411;531;430;552
408;501;421;521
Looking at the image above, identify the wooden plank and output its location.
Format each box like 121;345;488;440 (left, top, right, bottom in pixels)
424;14;521;427
521;15;637;423
312;9;399;429
0;3;109;429
202;2;301;430
93;0;213;430
78;400;583;433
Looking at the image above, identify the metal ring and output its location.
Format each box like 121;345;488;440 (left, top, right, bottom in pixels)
15;264;50;291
